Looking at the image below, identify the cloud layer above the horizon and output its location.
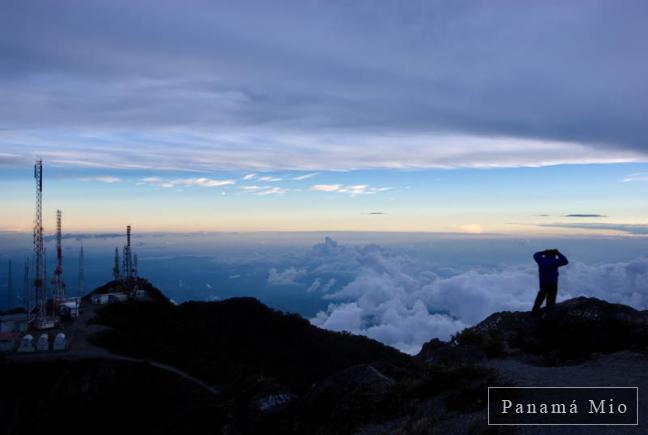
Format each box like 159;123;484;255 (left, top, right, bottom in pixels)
1;1;647;170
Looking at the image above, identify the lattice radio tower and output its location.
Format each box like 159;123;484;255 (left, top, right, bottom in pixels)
122;225;135;292
78;243;85;297
32;160;46;324
113;247;121;281
23;258;30;314
52;209;66;305
6;260;12;310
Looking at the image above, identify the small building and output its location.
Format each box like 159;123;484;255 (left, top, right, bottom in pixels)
0;332;21;352
36;333;49;351
53;333;67;351
17;334;35;353
0;313;30;333
59;298;80;318
33;318;57;330
91;292;128;305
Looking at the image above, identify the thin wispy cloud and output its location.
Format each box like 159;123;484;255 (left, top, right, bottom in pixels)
80;176;121;184
292;173;318;181
538;223;648;235
242;173;256;180
311;184;341;192
139;177;235;189
311;184;391;197
258;176;282;182
256;187;288;196
239;185;263;192
623;173;648;182
564;214;607;218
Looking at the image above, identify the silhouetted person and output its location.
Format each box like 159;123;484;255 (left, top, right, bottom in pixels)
532;249;569;313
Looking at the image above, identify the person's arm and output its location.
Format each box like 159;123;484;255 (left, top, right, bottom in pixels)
533;251;545;264
556;251;569;267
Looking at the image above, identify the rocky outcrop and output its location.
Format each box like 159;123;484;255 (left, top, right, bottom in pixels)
451;297;648;364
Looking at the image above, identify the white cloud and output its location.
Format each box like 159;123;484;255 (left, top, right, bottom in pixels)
268;267;307;285
292;173;318;181
458;224;484;234
243;173;257;180
80;176;121;183
302;238;648;354
256;187;288;196
310;184;392;197
307;277;336;293
311;184;341;192
258;176;283;182
623;173;648;182
139;176;235;188
3;129;645;172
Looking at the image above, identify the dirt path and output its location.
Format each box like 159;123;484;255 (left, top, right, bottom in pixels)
485;351;648;434
7;302;221;396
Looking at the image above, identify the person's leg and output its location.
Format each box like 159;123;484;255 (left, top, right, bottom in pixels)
546;283;558;307
532;286;547;313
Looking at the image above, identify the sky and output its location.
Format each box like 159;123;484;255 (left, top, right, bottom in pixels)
1;0;648;234
2;2;648;353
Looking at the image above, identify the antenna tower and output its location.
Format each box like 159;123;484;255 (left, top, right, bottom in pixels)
78;243;85;296
113;247;121;281
6;260;12;310
122;225;135;292
52;209;65;304
23;258;30;316
32;160;46;325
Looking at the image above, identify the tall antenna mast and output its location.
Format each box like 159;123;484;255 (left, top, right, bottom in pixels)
6;260;12;310
52;209;65;305
113;247;121;281
33;160;46;325
23;258;30;316
78;243;85;297
122;225;135;293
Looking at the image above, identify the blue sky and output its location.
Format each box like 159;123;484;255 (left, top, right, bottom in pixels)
2;161;648;234
1;1;648;234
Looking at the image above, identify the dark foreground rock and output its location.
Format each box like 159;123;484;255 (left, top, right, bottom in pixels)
451;297;648;365
3;290;647;435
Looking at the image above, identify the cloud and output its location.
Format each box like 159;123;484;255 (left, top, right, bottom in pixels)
297;237;648;354
366;212;386;215
538;223;648;235
292;173;318;181
139;177;235;188
256;187;288;196
0;153;24;166
307;277;336;293
0;1;646;170
258;176;282;182
80;176;121;183
310;184;391;197
268;267;307;285
564;214;607;218
311;184;341;192
623;173;648;182
243;173;256;180
458;224;484;234
239;185;262;191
